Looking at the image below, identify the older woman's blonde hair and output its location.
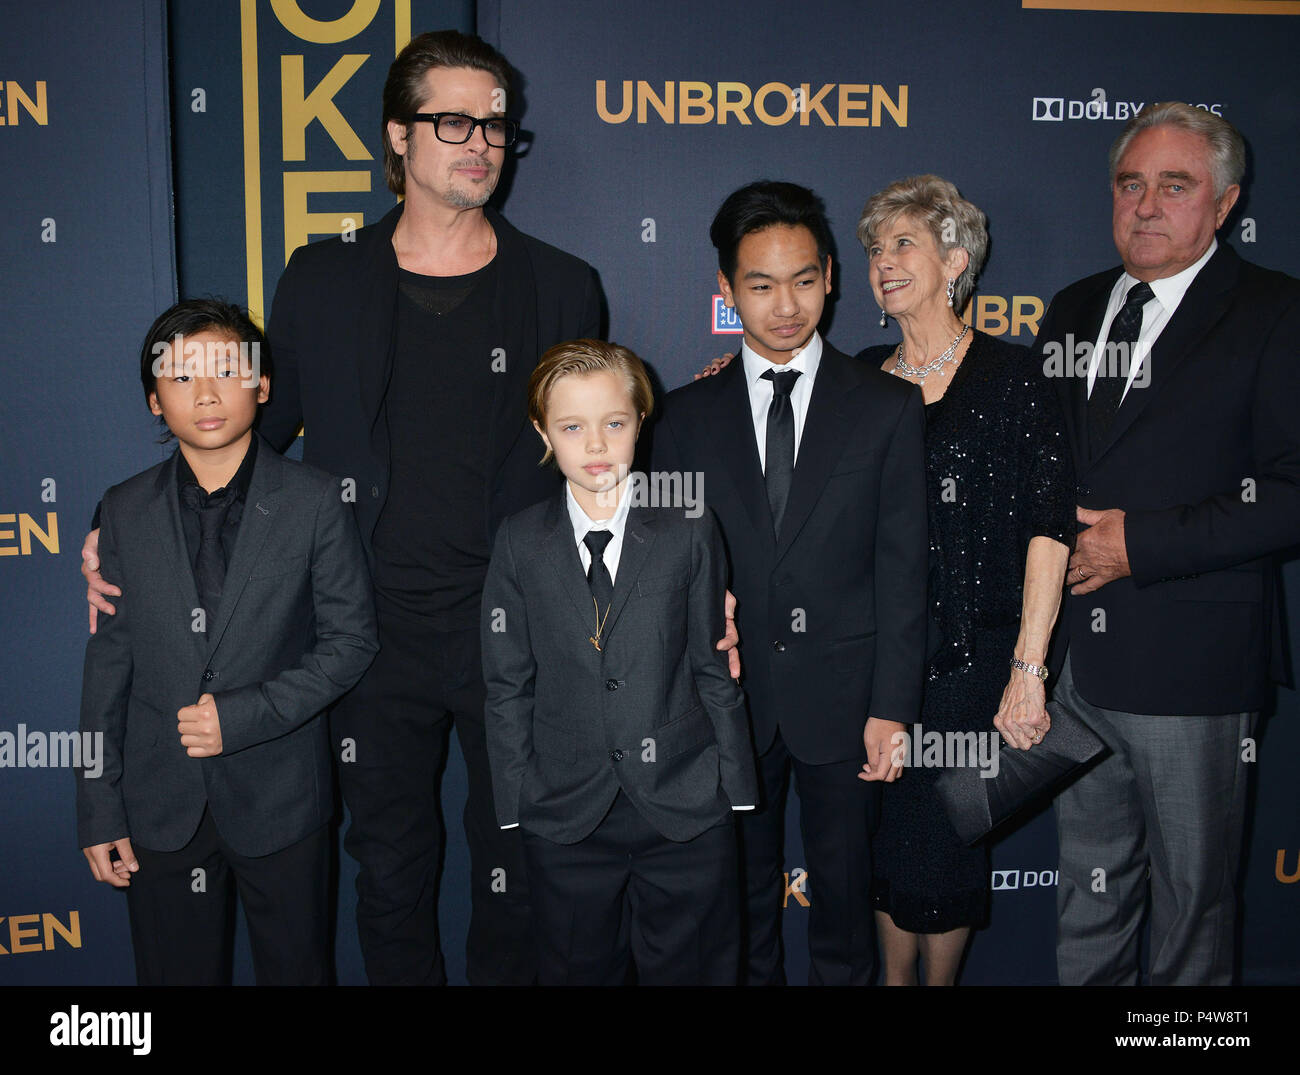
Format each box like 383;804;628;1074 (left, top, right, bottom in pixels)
856;175;989;313
528;339;654;464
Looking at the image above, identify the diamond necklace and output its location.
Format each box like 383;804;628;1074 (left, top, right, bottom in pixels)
893;323;969;381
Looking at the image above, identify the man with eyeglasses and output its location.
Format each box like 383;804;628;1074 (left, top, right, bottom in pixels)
253;30;600;985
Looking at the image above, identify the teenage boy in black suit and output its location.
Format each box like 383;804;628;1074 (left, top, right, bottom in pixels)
653;182;928;985
77;300;378;985
482;339;757;985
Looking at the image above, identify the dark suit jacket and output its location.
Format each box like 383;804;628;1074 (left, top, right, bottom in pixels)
77;435;379;857
261;204;603;558
651;343;929;765
481;488;758;844
1033;243;1300;713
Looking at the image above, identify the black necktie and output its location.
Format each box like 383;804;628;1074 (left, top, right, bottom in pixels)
1088;281;1154;452
761;368;801;535
583;529;614;613
181;483;235;627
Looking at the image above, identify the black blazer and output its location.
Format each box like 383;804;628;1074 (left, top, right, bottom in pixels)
261;204;603;558
651;343;929;765
77;436;379;857
1033;243;1300;713
481;489;758;844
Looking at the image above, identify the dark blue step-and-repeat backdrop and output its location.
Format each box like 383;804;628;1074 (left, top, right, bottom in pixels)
1;0;1296;986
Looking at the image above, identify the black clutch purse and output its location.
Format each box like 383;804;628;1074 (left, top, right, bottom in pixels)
934;701;1108;845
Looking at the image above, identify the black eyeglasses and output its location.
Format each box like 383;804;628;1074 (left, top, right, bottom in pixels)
408;112;519;147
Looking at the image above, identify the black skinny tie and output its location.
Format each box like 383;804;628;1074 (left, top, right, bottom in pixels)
762;368;801;535
583;529;614;612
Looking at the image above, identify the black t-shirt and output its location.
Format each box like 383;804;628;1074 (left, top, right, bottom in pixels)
370;259;498;628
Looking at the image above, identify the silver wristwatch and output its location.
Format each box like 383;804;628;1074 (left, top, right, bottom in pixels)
1010;657;1049;682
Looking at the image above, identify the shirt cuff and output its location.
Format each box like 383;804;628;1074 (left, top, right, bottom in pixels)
731;805;755;811
500;823;519;829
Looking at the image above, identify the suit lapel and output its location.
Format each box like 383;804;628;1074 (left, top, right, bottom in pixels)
540;491;601;637
774;345;859;562
598;505;657;647
145;453;206;664
205;437;283;659
486;208;540;493
702;358;776;556
1091;245;1240;464
355;205;403;435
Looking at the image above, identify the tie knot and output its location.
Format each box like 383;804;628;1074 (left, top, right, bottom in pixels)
1124;281;1154;311
583;529;614;561
762;367;801;399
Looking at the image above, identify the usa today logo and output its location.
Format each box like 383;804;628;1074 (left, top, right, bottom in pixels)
1032;90;1223;122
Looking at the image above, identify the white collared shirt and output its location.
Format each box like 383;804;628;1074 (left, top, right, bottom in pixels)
567;478;633;583
740;332;823;471
1087;238;1218;404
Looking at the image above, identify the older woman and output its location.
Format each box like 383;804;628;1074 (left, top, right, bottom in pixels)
856;175;1074;985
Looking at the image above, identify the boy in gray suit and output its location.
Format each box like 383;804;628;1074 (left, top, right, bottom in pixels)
77;300;378;985
482;339;757;985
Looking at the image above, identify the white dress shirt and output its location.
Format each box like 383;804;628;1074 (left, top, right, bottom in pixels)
740;332;823;470
1087;238;1218;404
567;478;633;582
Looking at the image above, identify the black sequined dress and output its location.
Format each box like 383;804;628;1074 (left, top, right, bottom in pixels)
855;330;1075;933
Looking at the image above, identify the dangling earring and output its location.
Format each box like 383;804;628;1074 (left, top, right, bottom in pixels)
946;278;956;307
879;308;888;328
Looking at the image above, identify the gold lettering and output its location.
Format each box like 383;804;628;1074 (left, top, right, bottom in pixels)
595;80;633;124
43;911;81;950
837;84;871;127
8;914;41;954
270;0;380;43
6;81;48;125
637;81;674;124
678;81;714;124
873;84;908;128
753;82;795;126
281;54;371;161
18;512;58;555
798;83;835;126
1011;295;1044;337
716;82;752;125
283;171;370;263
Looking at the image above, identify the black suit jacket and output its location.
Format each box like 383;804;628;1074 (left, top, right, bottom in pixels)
481;488;757;844
652;343;929;765
261;204;603;558
77;435;379;857
1033;243;1300;713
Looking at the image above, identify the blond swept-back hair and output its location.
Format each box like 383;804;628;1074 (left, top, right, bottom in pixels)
528;339;654;464
856;174;989;314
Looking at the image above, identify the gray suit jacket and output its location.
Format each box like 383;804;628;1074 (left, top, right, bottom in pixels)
77;434;378;857
481;487;757;844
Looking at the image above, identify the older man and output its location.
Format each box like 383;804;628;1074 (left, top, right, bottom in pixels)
1033;102;1300;985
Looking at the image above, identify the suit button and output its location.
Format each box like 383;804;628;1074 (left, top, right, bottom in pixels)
610;749;624;762
202;669;216;681
1077;485;1090;497
370;485;380;498
772;641;785;653
605;679;619;691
